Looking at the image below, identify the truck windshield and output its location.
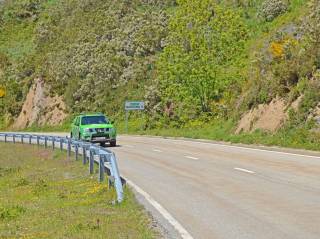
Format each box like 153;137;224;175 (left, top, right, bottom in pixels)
81;116;108;125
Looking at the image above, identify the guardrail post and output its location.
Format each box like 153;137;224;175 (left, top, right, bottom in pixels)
29;135;32;144
60;138;63;151
21;135;24;144
105;154;115;189
52;137;55;150
37;136;39;146
98;153;104;182
4;134;7;143
67;139;71;158
82;146;87;164
44;137;48;148
75;145;78;160
108;175;115;189
13;135;15;144
89;149;94;174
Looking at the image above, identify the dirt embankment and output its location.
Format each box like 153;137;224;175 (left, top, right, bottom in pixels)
236;96;309;134
236;98;287;133
12;78;67;129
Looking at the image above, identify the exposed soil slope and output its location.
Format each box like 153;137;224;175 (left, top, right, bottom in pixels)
236;97;287;133
12;79;67;129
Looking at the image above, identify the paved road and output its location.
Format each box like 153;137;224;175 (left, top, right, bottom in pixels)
3;133;320;239
112;136;320;239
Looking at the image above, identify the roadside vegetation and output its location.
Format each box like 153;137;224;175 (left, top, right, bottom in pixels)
20;115;320;152
0;0;319;151
112;117;319;151
0;143;157;238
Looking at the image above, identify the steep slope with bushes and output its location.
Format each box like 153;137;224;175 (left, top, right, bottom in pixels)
0;0;172;127
0;0;319;149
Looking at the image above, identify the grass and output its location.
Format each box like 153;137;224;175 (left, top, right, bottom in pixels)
15;122;72;133
0;143;157;239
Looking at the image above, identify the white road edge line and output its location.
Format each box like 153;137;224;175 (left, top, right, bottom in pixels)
153;149;163;152
125;178;194;239
234;167;255;174
184;156;199;160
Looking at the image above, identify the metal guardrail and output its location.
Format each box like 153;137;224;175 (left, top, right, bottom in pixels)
0;132;124;203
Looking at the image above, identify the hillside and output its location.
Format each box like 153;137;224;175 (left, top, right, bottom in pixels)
0;0;320;149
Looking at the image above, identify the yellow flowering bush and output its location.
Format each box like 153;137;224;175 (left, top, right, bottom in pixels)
270;38;297;59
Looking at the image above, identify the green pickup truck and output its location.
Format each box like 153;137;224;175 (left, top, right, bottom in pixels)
70;113;117;147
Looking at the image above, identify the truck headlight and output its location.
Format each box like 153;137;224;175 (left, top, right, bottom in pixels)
84;128;93;133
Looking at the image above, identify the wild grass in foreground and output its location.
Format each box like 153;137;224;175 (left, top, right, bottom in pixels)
0;143;156;239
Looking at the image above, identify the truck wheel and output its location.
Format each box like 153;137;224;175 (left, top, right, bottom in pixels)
110;140;116;147
100;142;106;147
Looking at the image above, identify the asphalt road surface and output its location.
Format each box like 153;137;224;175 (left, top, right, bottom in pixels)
113;135;320;239
2;133;320;239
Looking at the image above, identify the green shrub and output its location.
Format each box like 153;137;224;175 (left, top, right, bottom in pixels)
259;0;288;21
299;80;320;116
302;0;320;45
2;0;42;21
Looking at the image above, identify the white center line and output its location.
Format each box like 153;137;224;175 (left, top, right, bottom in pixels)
124;145;134;148
234;167;255;174
153;149;162;152
185;156;199;160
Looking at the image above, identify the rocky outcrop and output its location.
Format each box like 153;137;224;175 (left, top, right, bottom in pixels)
236;91;320;134
236;97;287;134
12;78;67;129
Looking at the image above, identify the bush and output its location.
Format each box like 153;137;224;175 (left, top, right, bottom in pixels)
302;0;320;47
259;0;288;21
2;0;42;21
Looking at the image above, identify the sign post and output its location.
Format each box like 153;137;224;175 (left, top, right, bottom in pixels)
125;110;129;134
124;101;145;134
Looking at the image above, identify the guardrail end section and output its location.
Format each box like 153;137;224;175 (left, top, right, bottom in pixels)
110;153;124;203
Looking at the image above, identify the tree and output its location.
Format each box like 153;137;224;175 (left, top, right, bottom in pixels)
157;0;248;119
